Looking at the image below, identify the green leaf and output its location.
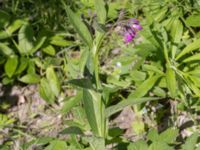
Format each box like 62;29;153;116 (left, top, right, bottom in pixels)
166;66;177;98
44;140;68;150
106;97;161;118
176;38;200;60
46;66;60;97
0;10;10;28
0;30;10;40
19;74;40;84
186;15;200;27
60;126;83;135
171;19;183;58
94;0;107;24
4;55;18;78
62;1;93;48
181;133;199;150
82;136;105;150
129;74;161;98
148;142;173;150
147;129;159;142
15;57;28;74
182;53;200;63
83;89;105;136
18;23;34;54
67;78;93;89
79;48;89;76
171;19;183;43
50;35;73;47
42;45;56;56
61;92;82;113
143;64;164;75
39;78;55;103
30;36;47;54
159;128;179;144
0;43;14;56
128;140;148;150
6;19;25;35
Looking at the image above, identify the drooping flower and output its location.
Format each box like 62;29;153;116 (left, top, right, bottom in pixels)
123;18;142;43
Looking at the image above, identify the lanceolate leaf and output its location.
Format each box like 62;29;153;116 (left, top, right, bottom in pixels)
39;78;55;103
62;1;93;48
166;65;177;98
94;0;107;24
83;89;105;137
129;74;161;98
106;97;161;118
182;53;200;63
176;38;200;60
171;19;183;58
61;92;82;113
30;36;47;54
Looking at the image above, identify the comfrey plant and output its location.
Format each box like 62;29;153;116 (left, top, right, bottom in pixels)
62;0;158;148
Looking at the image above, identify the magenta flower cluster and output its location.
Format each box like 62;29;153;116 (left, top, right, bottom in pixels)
123;19;142;43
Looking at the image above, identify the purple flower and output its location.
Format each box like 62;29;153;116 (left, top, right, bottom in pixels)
123;18;142;43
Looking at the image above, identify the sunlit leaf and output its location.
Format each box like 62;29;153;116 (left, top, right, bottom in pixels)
19;74;40;84
18;23;34;54
4;55;18;78
186;15;200;27
46;66;60;97
176;38;200;60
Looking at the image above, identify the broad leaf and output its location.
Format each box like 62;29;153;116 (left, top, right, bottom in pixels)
148;142;173;150
159;128;179;144
181;133;199;150
18;23;34;54
44;140;68;150
42;45;56;56
4;55;18;78
186;15;200;27
83;136;105;150
128;140;148;150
